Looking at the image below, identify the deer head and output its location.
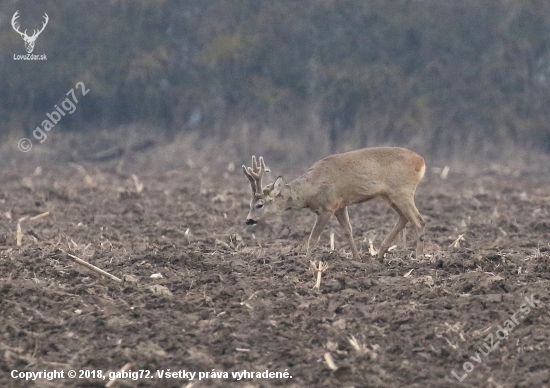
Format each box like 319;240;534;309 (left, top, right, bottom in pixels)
242;156;285;225
12;11;49;54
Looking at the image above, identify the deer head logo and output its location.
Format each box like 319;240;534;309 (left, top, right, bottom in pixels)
11;11;49;54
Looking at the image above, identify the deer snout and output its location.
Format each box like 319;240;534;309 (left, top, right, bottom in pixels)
245;218;257;225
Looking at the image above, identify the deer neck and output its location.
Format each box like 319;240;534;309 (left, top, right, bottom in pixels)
283;177;310;209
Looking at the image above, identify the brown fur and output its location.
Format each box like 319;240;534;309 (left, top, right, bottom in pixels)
243;147;426;260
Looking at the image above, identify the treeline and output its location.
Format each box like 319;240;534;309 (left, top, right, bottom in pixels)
1;0;550;160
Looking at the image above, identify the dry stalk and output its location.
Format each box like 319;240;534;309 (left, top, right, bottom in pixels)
16;212;52;247
368;239;377;257
323;352;338;371
131;174;144;193
310;261;329;289
16;223;23;247
29;211;50;221
444;337;458;350
329;231;335;251
441;165;450;179
348;335;361;351
62;250;122;283
449;234;465;248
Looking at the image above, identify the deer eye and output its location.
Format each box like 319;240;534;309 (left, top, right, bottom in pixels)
256;203;264;209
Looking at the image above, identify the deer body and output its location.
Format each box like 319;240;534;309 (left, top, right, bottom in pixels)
243;147;425;260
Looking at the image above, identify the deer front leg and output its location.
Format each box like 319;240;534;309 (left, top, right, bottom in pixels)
334;207;360;260
378;214;408;260
386;195;425;259
305;212;332;259
377;202;409;260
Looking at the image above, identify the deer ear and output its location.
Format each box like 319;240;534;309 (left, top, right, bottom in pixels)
262;183;274;195
271;176;284;196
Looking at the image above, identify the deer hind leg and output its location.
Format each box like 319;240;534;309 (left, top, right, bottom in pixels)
378;205;408;260
305;212;332;259
386;194;425;259
334;207;360;260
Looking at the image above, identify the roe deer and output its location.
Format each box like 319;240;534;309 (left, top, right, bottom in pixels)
242;147;426;260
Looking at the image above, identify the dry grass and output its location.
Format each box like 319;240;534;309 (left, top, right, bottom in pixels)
3;122;550;180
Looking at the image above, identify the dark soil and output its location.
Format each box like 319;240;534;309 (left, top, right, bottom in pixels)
1;158;549;387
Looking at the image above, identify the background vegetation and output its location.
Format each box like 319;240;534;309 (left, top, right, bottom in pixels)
1;0;550;165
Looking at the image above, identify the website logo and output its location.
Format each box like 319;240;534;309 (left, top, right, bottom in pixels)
12;11;48;60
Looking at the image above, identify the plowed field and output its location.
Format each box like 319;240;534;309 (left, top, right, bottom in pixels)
1;158;549;387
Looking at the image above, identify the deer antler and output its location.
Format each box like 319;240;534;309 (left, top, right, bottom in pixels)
30;13;49;39
11;12;48;39
11;11;50;39
242;156;270;195
11;11;26;38
11;11;49;54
